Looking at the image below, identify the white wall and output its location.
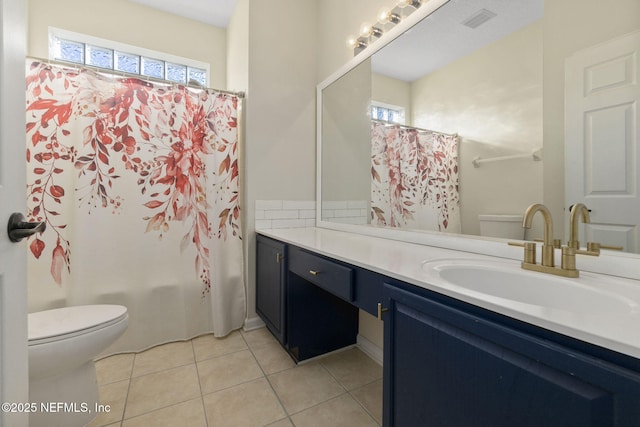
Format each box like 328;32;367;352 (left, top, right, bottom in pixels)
241;0;318;324
27;0;227;89
372;73;412;120
411;21;543;236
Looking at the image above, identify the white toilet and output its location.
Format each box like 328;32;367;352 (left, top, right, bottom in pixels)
478;214;525;239
28;305;128;427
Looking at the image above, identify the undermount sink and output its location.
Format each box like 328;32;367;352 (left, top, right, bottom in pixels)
420;258;639;315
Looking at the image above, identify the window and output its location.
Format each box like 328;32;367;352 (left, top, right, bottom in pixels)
49;28;210;87
371;102;405;125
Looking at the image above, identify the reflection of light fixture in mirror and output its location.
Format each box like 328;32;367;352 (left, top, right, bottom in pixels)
360;22;383;39
378;7;401;25
396;0;422;8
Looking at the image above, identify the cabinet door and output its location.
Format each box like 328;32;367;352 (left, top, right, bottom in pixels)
383;283;640;427
256;235;286;344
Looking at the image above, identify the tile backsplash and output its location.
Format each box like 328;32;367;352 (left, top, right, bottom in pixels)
255;200;368;229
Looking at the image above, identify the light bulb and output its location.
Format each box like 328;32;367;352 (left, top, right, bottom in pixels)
378;7;391;23
360;22;373;37
346;35;358;49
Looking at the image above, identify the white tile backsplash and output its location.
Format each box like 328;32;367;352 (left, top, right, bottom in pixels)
255;200;317;230
256;200;369;230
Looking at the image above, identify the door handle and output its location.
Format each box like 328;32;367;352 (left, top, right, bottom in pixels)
7;213;46;242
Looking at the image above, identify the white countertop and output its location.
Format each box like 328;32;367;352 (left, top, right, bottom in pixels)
258;227;640;360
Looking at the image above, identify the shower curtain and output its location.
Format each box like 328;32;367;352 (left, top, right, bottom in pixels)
25;61;246;353
371;121;461;232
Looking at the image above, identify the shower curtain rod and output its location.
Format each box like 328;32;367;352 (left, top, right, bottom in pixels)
26;56;246;98
372;118;457;137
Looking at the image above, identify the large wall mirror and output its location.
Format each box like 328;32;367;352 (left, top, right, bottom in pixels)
318;0;640;257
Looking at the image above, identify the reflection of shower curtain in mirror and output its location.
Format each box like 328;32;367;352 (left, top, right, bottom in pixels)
25;61;246;353
371;121;461;232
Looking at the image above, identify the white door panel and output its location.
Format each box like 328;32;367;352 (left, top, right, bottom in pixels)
565;30;640;253
0;0;28;426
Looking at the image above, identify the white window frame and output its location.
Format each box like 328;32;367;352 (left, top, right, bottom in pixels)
48;27;210;86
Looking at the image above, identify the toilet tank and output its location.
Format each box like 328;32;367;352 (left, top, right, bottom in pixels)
478;214;524;239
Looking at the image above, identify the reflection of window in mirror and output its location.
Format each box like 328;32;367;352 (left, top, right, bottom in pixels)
371;101;405;125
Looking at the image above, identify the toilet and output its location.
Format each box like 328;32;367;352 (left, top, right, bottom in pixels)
478;214;525;239
28;305;128;427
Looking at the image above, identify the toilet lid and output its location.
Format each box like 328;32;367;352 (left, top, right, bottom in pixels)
28;305;128;342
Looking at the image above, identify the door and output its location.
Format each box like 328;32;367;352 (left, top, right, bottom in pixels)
383;283;640;427
256;235;286;344
0;1;29;426
565;30;640;252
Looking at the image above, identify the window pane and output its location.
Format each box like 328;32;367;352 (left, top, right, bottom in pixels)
141;57;164;79
86;45;113;69
390;109;404;124
371;106;378;119
187;67;207;86
55;38;85;64
115;51;140;74
166;62;187;84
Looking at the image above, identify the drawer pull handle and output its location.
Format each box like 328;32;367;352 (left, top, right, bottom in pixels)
309;270;320;276
377;303;389;320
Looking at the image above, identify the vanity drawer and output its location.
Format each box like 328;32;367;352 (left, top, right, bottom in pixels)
289;247;354;302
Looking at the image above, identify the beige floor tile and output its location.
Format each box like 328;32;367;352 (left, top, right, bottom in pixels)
290;394;379;427
121;398;206;427
265;418;294;427
202;377;286;427
125;364;201;419
241;327;279;350
132;341;195;377
268;362;345;414
320;348;382;390
197;349;264;395
86;379;130;427
192;331;247;361
95;353;135;385
251;340;295;375
351;379;383;425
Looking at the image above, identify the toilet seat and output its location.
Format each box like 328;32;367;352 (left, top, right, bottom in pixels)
28;305;128;345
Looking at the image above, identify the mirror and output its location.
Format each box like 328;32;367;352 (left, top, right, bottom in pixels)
318;0;640;254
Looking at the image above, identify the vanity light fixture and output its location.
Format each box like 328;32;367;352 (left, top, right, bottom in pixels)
396;0;422;9
347;0;424;55
378;7;401;25
360;22;384;39
346;34;367;50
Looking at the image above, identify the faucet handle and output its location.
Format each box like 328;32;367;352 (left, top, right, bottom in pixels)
508;241;537;264
590;242;624;251
575;242;600;257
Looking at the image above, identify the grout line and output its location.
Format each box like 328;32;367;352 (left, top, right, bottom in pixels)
191;339;209;427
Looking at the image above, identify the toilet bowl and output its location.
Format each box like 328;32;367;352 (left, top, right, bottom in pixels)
28;305;128;427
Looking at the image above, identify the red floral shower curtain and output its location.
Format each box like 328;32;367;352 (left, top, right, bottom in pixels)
25;61;246;351
371;121;461;232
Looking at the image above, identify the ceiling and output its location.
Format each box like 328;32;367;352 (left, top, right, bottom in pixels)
128;0;237;28
372;0;544;82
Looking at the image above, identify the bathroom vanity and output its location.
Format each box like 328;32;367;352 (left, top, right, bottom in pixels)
256;228;640;427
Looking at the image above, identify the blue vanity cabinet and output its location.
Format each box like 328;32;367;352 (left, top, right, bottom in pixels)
383;281;640;427
286;246;359;362
256;235;287;344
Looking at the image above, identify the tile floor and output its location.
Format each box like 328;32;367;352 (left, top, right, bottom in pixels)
87;327;382;427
